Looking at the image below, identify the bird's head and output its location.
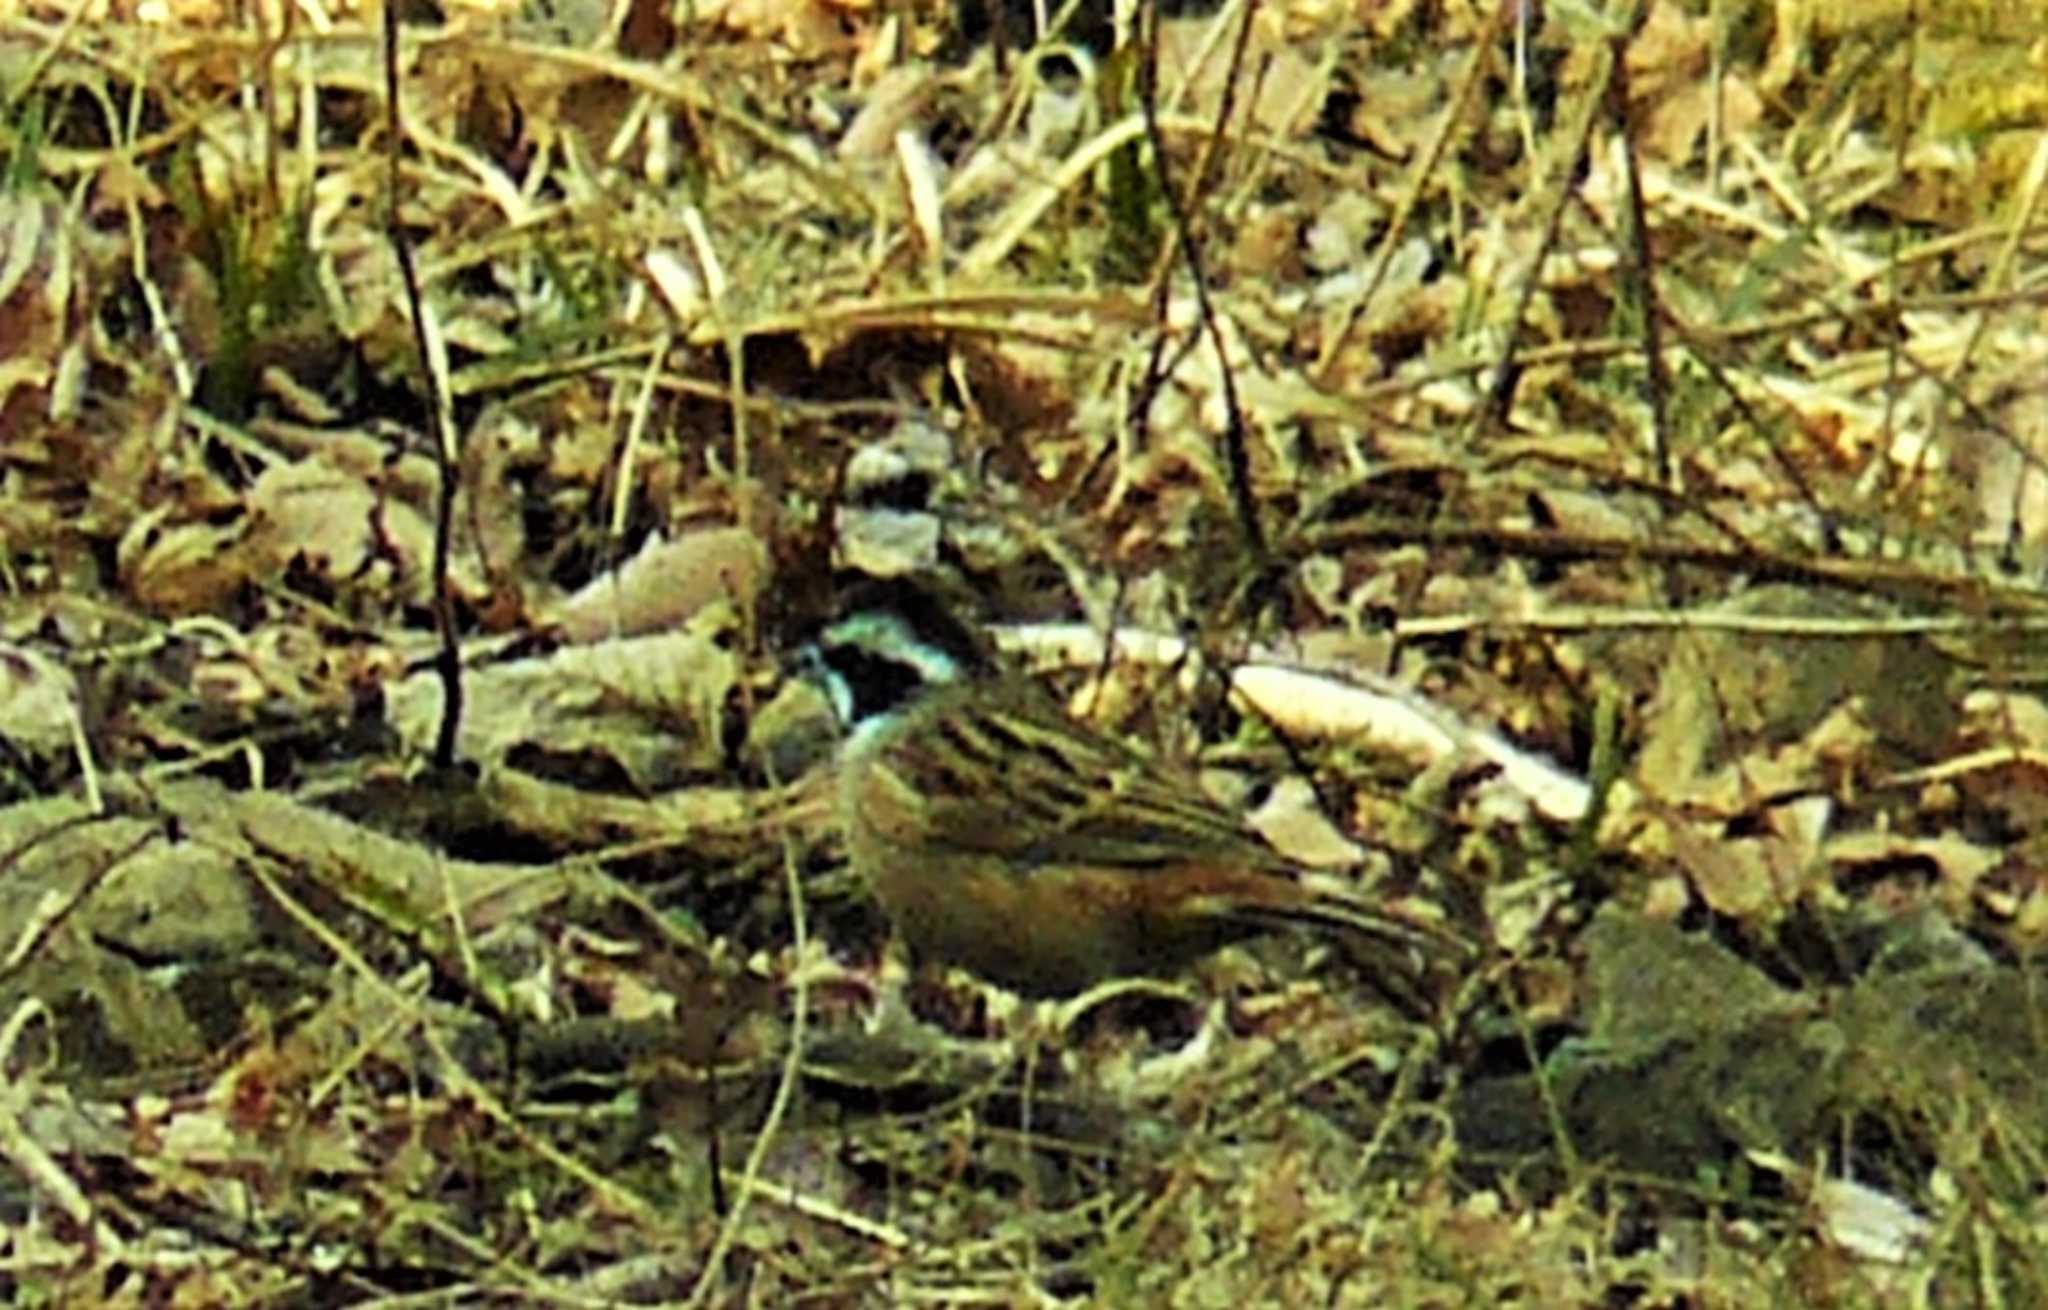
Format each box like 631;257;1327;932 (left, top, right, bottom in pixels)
798;580;992;738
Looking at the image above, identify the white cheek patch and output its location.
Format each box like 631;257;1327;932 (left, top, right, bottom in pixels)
902;639;962;686
844;708;896;754
820;664;857;726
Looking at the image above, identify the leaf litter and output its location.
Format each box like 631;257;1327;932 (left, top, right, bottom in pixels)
0;0;2046;1302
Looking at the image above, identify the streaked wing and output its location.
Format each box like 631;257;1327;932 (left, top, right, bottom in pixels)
880;681;1283;871
863;678;1471;977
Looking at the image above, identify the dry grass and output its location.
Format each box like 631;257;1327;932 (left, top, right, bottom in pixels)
1;0;2046;1303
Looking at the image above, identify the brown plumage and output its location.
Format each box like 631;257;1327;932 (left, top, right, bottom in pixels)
811;586;1464;998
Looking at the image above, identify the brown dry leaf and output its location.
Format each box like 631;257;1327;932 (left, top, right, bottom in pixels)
1957;689;2048;764
12;0;2048;1296
1825;830;2005;907
247;455;378;581
1633;639;1718;800
1667;821;1782;919
1667;790;1833;919
1624;0;1765;164
118;511;252;616
0;644;82;761
689;0;843;54
1639;592;1955;812
1949;687;2048;839
1330;57;1452;161
1957;382;2048;562
0;796;251;1076
1240;774;1366;868
478;764;783;853
386;621;740;784
0;195;89;438
838;64;943;162
163;780;573;1023
551;526;769;641
1643;75;1763;168
1155;14;1334;138
460;411;538;587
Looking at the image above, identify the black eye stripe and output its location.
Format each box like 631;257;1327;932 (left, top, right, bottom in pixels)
821;644;927;721
833;580;991;675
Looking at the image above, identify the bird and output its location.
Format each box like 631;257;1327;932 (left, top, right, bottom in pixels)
802;582;1465;999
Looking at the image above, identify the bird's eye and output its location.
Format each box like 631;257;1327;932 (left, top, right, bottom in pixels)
813;640;929;725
